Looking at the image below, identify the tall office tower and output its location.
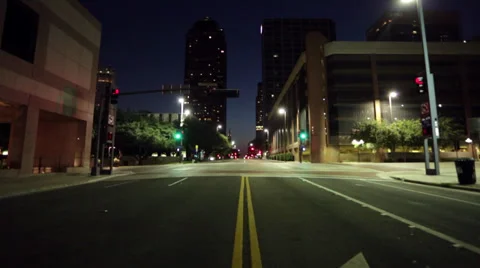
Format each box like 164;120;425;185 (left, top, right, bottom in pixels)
95;66;115;106
255;82;264;139
366;10;461;42
261;18;336;124
184;17;227;133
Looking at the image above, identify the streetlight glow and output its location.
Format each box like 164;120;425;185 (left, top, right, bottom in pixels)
217;124;222;129
184;109;191;116
278;108;286;115
264;129;268;133
400;0;415;3
178;98;184;103
389;92;398;98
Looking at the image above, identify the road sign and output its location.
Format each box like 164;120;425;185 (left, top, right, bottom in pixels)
108;115;115;126
421;102;430;117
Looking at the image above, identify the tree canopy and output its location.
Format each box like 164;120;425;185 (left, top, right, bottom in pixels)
115;110;176;158
351;117;465;153
114;110;231;158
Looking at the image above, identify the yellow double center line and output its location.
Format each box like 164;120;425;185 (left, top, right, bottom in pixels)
232;176;262;268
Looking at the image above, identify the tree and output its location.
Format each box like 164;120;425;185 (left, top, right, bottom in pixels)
391;119;423;161
376;122;400;152
181;117;231;157
438;117;465;151
115;110;176;160
351;120;380;147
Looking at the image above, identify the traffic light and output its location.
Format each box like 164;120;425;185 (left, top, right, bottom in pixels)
416;72;426;94
106;131;113;143
299;131;308;141
111;88;120;104
421;118;432;137
174;132;182;140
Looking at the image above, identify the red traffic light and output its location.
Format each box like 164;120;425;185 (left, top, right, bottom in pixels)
415;77;424;86
107;131;113;141
113;88;120;95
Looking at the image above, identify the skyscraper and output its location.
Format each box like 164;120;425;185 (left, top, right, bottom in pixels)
366;10;461;42
255;82;264;139
184;17;227;133
261;18;336;126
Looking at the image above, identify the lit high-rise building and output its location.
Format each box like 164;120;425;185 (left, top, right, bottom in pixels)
261;18;336;129
366;10;461;42
184;17;227;133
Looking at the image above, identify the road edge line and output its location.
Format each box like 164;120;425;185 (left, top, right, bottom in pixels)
299;177;480;255
0;172;133;200
390;176;480;193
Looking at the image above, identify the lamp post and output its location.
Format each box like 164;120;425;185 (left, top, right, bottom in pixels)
278;108;287;162
389;91;398;122
184;109;191;117
178;98;185;161
264;128;269;158
178;98;184;127
401;0;441;175
217;124;222;132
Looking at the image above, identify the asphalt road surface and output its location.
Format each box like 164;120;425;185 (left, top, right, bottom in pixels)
1;160;480;267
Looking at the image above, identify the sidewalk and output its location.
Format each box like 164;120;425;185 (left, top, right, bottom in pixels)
345;162;480;192
0;171;132;200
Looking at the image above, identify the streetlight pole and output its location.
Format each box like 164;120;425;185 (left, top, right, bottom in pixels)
264;129;269;158
389;91;397;122
278;108;287;162
178;98;184;161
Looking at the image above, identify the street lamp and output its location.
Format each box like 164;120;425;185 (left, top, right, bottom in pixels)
264;129;269;158
401;0;441;175
217;124;222;131
389;91;398;122
278;108;287;161
184;109;191;117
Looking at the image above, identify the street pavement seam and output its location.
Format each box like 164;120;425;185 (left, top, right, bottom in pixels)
298;177;480;256
0;172;134;200
363;180;480;207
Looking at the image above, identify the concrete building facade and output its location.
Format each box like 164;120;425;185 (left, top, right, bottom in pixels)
0;0;101;175
268;32;480;163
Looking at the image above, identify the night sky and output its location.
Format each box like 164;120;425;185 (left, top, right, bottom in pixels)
79;0;477;151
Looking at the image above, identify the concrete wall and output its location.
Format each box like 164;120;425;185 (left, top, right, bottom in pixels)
0;0;101;176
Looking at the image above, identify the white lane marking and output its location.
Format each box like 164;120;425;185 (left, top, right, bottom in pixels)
104;180;137;188
299;177;480;255
365;180;480;207
168;177;189;187
340;252;370;268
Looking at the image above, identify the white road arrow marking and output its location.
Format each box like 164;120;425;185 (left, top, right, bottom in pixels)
340;252;370;268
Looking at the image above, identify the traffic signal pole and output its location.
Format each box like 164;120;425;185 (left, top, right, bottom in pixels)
417;0;440;175
91;91;105;176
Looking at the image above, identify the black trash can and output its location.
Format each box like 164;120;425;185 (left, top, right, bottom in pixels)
454;158;476;185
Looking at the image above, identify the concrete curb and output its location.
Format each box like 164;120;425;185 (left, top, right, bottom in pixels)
390;176;480;193
0;172;134;200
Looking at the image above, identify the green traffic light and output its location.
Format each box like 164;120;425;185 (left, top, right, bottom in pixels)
299;132;307;140
174;133;182;140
